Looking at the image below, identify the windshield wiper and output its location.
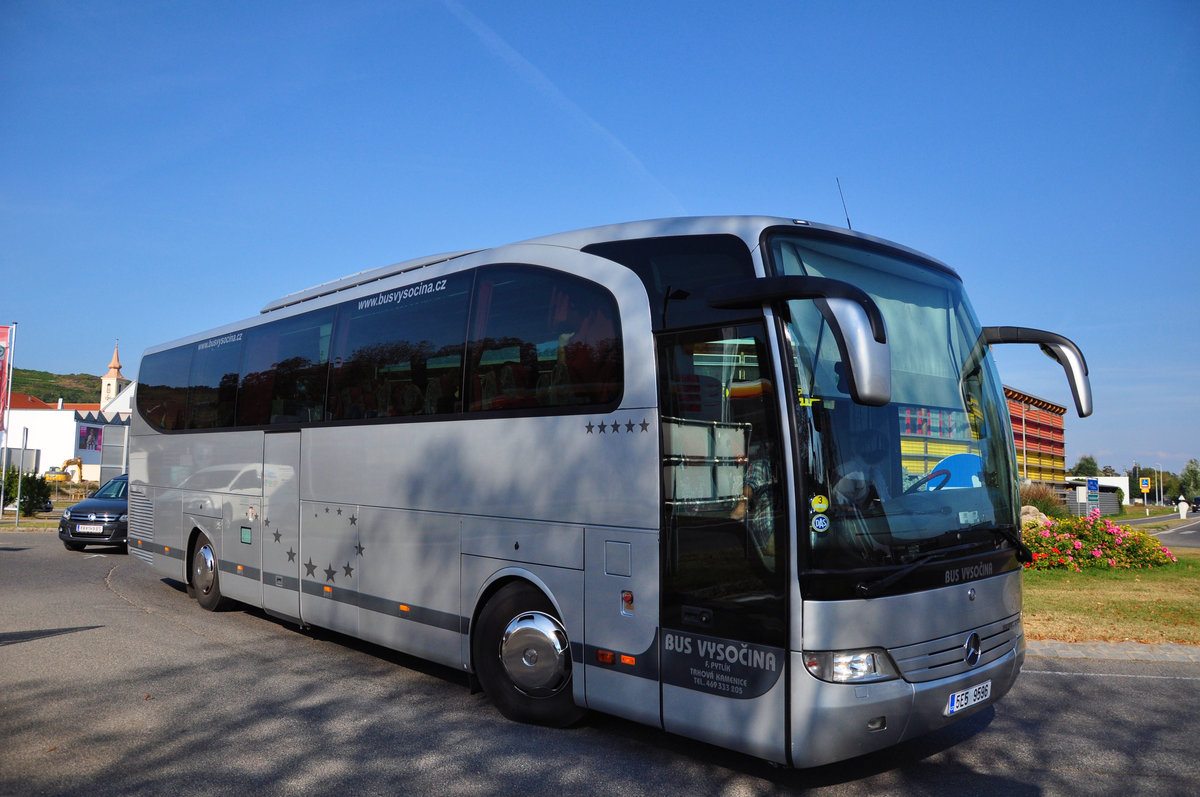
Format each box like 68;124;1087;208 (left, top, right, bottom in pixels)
987;525;1034;563
855;542;980;598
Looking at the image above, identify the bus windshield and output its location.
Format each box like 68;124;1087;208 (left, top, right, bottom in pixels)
767;233;1018;573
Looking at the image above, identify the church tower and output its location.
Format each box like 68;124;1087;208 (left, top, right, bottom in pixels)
101;342;129;409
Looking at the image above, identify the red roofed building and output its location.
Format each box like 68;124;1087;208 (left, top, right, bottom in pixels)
9;393;101;412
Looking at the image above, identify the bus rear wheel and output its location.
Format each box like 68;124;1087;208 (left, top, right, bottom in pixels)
191;532;230;612
472;582;584;728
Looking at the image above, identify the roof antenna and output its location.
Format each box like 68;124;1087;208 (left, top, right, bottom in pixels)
836;177;852;230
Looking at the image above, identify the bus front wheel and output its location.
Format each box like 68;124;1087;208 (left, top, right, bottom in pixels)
191;532;230;612
472;582;584;728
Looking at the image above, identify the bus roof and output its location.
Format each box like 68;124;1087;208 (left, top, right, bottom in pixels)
260;215;958;314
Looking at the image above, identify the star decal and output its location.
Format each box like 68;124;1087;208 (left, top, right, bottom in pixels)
625;421;635;433
598;422;606;434
355;542;365;557
343;561;354;578
324;507;330;514
304;558;317;577
585;421;595;434
272;530;282;544
324;564;337;582
263;517;271;527
287;547;297;562
640;418;650;432
349;515;357;526
336;507;342;516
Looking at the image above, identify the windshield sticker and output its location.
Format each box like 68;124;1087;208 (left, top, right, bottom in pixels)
810;495;829;513
662;631;783;699
811;514;830;533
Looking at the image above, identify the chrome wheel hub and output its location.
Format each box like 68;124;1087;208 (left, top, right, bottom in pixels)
193;544;217;595
499;611;570;696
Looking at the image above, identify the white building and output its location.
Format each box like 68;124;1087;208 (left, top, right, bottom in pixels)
3;344;131;482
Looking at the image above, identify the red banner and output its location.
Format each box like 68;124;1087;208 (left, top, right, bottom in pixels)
0;325;10;432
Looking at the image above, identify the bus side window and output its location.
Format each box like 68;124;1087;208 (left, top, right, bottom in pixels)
186;338;241;430
136;347;192;431
466;265;622;412
326;272;471;421
237;308;335;426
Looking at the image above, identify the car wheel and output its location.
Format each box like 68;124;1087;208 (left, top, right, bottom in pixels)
191;532;230;611
471;581;584;728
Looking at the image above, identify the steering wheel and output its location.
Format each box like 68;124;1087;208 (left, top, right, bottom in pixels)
904;468;952;495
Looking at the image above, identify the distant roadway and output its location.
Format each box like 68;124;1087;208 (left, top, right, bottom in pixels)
1123;512;1200;550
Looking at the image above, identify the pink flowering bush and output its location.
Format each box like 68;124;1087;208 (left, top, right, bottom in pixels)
1021;508;1178;572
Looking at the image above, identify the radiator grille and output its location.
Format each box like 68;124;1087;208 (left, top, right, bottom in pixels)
889;614;1022;683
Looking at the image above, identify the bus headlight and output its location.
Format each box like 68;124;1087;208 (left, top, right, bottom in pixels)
803;649;900;683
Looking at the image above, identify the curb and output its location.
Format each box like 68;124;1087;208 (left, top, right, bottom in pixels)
1027;639;1200;663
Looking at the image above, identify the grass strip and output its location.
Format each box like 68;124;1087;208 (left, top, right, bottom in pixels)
1023;549;1200;644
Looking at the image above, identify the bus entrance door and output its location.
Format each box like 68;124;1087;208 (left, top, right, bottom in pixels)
262;432;301;622
658;325;789;763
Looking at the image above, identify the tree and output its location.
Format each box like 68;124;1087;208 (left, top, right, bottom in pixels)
1071;455;1099;477
1101;465;1119;476
1179;459;1200;500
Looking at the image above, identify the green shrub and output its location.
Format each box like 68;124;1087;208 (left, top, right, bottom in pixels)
19;474;50;517
2;465;16;505
1022;508;1178;572
1020;482;1069;518
1;468;50;517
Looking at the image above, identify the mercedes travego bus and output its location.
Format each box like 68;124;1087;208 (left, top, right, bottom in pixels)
128;216;1091;767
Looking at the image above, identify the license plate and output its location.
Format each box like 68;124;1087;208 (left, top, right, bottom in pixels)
946;680;991;715
76;524;105;535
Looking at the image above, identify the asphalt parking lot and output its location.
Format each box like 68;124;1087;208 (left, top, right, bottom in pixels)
3;531;1198;796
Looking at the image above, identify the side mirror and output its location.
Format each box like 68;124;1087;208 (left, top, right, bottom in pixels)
707;275;892;406
982;326;1092;417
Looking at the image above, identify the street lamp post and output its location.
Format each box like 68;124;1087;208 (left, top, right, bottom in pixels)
1156;463;1163;507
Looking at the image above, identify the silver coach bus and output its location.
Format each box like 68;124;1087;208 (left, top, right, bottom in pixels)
128;216;1090;767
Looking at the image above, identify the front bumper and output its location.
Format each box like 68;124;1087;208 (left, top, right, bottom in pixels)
59;519;128;546
789;635;1025;768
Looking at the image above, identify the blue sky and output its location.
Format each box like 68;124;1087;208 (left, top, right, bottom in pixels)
2;1;1197;472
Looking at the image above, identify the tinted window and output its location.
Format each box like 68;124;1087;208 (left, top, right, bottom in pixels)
328;274;472;420
237;308;335;426
187;333;243;429
466;266;621;411
137;347;192;431
582;234;754;331
659;324;786;647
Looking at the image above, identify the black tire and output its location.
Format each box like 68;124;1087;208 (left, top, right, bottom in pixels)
191;532;230;611
63;541;86;552
472;582;585;728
